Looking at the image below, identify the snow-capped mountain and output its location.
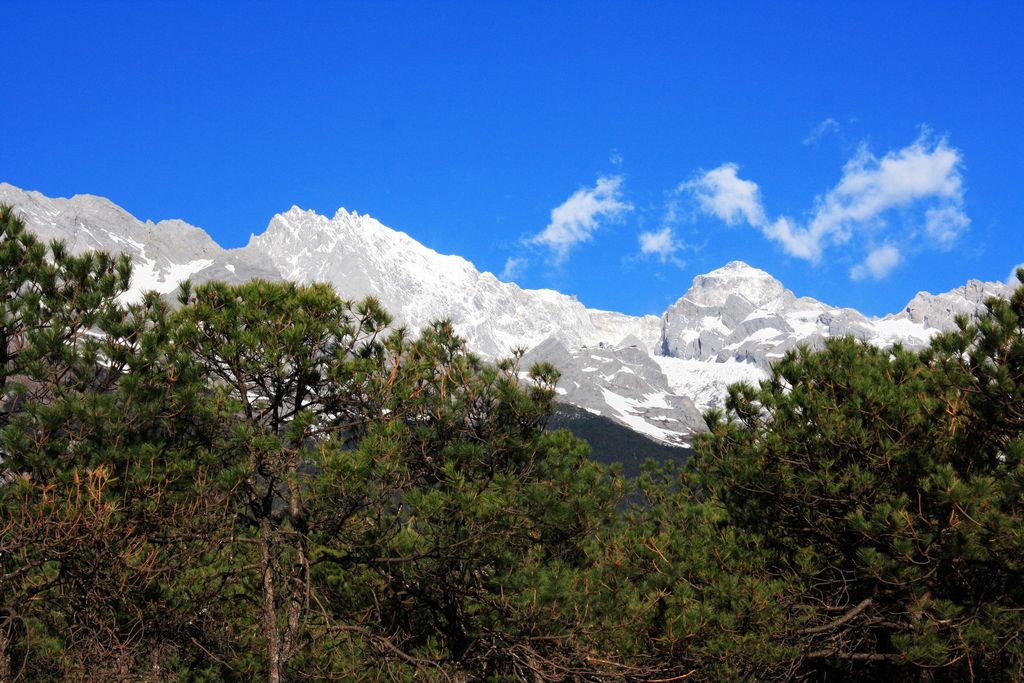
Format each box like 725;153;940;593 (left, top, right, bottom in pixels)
523;261;1010;445
0;183;281;298
246;206;661;358
0;183;1011;447
660;260;1010;369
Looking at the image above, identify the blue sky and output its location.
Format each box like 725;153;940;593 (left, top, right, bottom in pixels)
3;2;1022;316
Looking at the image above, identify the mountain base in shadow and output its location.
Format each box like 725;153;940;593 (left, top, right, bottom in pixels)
548;402;693;479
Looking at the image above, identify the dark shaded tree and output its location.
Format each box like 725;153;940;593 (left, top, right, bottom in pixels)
170;281;627;681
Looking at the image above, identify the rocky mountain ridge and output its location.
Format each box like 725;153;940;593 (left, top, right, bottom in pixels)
247;205;663;358
0;183;1011;446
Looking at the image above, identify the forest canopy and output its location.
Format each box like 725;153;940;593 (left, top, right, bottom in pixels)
0;204;1022;681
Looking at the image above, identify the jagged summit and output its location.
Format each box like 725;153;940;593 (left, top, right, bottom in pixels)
706;260;769;276
0;182;281;301
250;204;477;274
243;204;661;359
660;261;1010;371
898;279;1012;328
683;260;787;308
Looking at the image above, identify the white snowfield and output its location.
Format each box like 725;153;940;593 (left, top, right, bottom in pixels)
0;182;1012;446
653;356;767;413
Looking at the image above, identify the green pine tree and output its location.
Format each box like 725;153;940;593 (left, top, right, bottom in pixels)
591;273;1024;681
0;205;231;679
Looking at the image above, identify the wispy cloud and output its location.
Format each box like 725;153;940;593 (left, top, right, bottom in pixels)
682;163;765;226
802;117;840;146
680;164;816;259
528;175;632;264
808;137;965;252
500;256;528;281
682;134;968;278
851;244;902;281
925;206;970;248
638;226;684;264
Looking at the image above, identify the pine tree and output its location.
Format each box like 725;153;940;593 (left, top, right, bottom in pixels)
594;273;1024;680
0;206;230;679
0;204;626;680
171;280;626;680
169;278;397;682
300;322;624;679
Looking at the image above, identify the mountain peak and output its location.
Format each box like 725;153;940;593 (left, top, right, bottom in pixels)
253;206;354;247
684;260;786;308
710;259;763;273
263;205;386;239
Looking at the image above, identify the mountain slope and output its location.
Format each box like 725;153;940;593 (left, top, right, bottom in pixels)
242;206;661;358
547;403;692;479
660;260;1008;370
0;183;281;299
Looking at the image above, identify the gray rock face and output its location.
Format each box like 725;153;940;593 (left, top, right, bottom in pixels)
524;338;704;445
243;207;662;359
901;280;1012;329
0;183;280;299
660;261;1003;371
664;262;825;368
0;186;661;358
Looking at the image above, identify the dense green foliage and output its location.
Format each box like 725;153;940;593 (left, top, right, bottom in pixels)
0;208;624;681
588;274;1024;681
0;206;1021;681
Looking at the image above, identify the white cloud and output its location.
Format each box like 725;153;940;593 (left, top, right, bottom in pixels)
682;164;819;259
682;163;766;227
763;216;821;261
528;176;632;263
925;205;970;247
684;135;968;268
850;244;902;281
1009;264;1024;286
639;227;683;263
802;117;840;146
500;256;528;281
609;150;624;167
808;137;964;249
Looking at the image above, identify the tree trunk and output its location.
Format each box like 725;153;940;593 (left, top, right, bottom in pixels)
282;461;310;662
0;614;12;683
260;516;282;683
